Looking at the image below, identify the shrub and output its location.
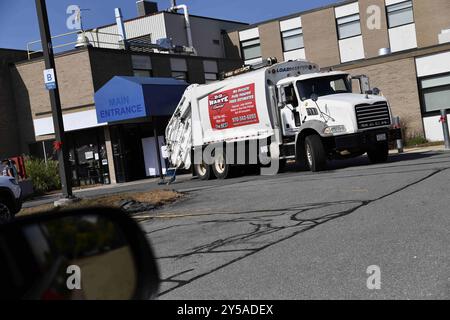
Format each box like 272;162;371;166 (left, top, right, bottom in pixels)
405;135;428;147
25;158;61;194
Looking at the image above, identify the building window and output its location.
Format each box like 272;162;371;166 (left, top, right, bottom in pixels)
132;55;152;77
337;13;361;40
387;0;414;29
205;73;218;84
282;28;304;52
203;60;218;84
241;38;262;61
170;58;189;81
420;73;450;114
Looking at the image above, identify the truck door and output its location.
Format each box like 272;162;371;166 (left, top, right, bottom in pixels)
278;84;302;137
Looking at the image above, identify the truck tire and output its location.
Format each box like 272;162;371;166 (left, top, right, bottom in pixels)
212;150;231;179
278;159;287;173
367;142;389;164
194;162;212;180
0;197;13;224
305;135;327;172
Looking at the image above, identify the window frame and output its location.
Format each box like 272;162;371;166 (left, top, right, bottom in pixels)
336;13;362;40
281;27;305;53
386;0;415;29
418;71;450;116
240;37;262;61
204;72;218;84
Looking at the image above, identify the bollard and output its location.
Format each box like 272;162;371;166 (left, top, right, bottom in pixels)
439;109;450;150
393;116;404;153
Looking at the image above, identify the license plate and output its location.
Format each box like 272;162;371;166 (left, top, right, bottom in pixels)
376;133;387;142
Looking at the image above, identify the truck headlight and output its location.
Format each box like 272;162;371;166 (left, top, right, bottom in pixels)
324;125;347;134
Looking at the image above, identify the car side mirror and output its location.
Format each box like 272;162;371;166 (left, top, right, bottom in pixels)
372;87;381;95
0;208;160;300
310;93;319;102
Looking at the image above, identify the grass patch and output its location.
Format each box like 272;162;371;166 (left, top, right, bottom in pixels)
19;189;182;217
404;135;428;147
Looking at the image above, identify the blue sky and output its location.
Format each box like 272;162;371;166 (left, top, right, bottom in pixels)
0;0;341;50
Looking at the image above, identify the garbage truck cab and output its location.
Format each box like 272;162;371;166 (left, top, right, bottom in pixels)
163;58;402;179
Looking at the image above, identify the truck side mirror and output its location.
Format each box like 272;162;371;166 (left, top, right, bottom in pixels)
372;87;381;95
310;93;319;102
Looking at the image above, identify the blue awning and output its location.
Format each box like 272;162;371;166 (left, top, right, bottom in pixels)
94;76;188;123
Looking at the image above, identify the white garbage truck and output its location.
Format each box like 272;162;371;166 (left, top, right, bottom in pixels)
163;58;401;180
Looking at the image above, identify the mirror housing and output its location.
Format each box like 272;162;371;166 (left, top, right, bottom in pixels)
0;208;160;300
310;93;319;102
372;87;381;95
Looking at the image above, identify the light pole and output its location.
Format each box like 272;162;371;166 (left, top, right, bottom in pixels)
35;0;73;198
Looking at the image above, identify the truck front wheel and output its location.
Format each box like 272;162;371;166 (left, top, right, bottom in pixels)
212;151;231;179
305;135;327;172
194;162;212;180
367;142;389;164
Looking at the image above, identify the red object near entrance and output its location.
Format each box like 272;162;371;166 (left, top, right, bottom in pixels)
53;141;63;151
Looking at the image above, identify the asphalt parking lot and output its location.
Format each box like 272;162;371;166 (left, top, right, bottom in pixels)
139;151;450;299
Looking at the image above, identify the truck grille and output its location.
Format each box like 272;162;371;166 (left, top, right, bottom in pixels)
355;102;391;129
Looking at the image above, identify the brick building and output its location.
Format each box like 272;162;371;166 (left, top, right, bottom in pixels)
2;0;450;187
1;1;244;186
224;0;450;140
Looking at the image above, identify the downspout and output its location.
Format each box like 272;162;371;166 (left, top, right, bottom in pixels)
115;8;128;49
169;4;194;49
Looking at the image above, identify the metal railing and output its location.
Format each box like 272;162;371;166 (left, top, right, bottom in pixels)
26;30;125;60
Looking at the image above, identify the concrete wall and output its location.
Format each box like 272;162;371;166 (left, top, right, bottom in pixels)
186;58;205;83
359;0;390;58
300;8;341;67
89;48;134;91
223;31;241;59
10;49;95;151
259;21;284;62
413;0;450;48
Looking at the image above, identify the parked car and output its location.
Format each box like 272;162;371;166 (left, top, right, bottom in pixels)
0;175;22;222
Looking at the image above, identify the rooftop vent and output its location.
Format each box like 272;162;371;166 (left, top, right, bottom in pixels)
136;0;158;17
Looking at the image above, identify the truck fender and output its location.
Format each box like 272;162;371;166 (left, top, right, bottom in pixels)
296;120;328;142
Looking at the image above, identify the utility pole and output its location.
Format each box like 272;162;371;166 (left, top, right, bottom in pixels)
35;0;73;198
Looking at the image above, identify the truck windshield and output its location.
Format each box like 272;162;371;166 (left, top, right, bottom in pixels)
296;75;351;100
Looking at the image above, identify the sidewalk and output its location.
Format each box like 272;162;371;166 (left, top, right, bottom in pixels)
23;173;193;209
390;144;447;154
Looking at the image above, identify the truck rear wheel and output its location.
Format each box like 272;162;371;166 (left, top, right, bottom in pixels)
305;135;327;172
212;150;231;179
194;162;212;180
367;142;389;164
